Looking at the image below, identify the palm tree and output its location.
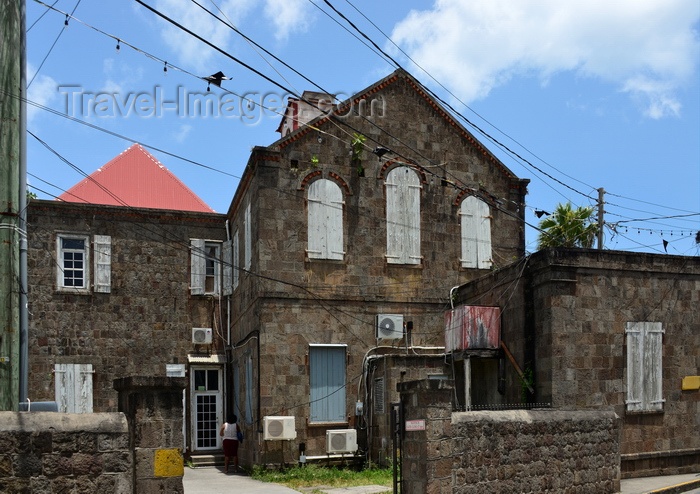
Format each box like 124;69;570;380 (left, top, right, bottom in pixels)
537;202;599;249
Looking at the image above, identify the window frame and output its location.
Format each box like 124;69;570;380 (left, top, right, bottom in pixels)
309;344;347;424
307;178;345;261
625;321;664;413
190;239;222;296
56;233;90;292
385;166;421;265
460;195;492;269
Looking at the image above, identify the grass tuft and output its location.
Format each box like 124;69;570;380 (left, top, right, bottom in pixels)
250;464;392;490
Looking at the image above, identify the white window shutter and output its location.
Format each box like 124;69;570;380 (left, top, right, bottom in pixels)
308;179;344;260
93;235;111;293
233;231;239;289
461;197;492;269
222;240;232;296
190;238;205;295
307;181;325;259
54;363;93;413
644;322;664;411
626;322;664;412
386;167;420;265
55;363;71;412
625;323;644;412
244;203;252;270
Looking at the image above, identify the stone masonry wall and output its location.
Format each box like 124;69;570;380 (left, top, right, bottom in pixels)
399;379;621;494
528;249;700;476
454;249;700;478
0;412;131;493
27;200;226;413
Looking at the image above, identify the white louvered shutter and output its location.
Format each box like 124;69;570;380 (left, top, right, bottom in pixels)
244;203;252;270
233;231;239;289
461;196;492;269
626;322;664;412
386;167;421;265
222;239;232;296
54;363;93;413
190;238;205;295
308;179;344;260
93;235;111;293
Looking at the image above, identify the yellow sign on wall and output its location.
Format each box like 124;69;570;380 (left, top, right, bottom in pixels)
681;376;700;391
154;448;184;477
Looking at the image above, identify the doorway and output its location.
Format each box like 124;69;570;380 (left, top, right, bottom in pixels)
190;366;223;452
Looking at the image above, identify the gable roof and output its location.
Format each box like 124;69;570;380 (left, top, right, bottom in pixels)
58;144;215;213
273;69;519;182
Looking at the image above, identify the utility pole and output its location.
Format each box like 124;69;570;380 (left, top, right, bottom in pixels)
597;187;605;250
0;0;22;410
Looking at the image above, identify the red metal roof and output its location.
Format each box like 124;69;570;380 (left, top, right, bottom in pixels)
58;144;215;213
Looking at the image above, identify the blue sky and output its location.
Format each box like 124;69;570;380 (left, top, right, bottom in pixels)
25;0;700;255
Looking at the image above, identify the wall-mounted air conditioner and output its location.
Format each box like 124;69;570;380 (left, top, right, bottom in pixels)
263;416;297;441
326;429;358;454
192;327;213;345
376;314;404;340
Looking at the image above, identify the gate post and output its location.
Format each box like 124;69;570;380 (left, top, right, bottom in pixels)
114;376;187;494
398;379;453;494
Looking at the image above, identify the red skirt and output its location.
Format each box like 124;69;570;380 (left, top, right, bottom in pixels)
223;438;238;456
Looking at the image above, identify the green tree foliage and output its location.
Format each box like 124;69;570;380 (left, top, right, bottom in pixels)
537;202;598;249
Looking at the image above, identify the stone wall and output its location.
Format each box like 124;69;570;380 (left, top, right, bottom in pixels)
27;200;226;413
455;249;700;477
399;379;621;494
0;412;131;493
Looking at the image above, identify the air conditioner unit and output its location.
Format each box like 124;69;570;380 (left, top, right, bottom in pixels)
376;314;404;340
263;416;297;441
192;327;212;345
326;429;358;454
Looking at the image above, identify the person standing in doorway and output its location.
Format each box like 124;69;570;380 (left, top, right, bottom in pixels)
219;413;239;473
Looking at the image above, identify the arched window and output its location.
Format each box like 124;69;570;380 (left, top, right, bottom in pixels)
386;166;421;265
460;195;492;269
307;179;344;260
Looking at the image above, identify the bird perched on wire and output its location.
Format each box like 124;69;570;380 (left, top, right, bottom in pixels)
204;71;229;91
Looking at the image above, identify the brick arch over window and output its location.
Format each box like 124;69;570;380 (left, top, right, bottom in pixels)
306;178;345;260
385;166;422;265
297;171;351;196
460;195;492;269
378;158;427;184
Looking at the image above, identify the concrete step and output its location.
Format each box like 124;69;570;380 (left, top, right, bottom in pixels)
189;454;224;468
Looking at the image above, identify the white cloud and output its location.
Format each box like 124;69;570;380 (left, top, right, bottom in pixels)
154;0;256;73
391;0;700;117
173;123;193;143
263;0;315;41
26;63;57;123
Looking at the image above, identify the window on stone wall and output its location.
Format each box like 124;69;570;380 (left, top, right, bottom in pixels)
374;377;385;414
385;166;421;265
460;196;492;269
54;363;93;413
307;179;344;260
56;233;111;293
244;202;252;271
309;344;347;423
222;239;232;296
625;322;664;412
190;239;221;295
233;230;240;290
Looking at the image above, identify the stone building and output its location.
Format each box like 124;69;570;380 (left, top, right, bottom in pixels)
225;68;529;466
26;145;229;456
452;248;700;478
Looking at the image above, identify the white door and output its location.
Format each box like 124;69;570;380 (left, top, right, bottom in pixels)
190;367;223;451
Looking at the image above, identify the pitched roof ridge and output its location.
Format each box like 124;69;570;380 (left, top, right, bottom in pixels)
58;144;215;213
